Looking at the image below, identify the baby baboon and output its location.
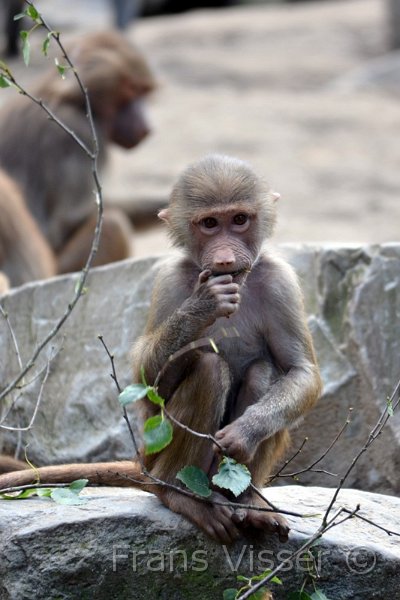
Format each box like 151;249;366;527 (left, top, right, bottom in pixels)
0;156;321;544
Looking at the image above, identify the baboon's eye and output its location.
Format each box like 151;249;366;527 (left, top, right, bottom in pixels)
233;213;248;226
202;217;218;229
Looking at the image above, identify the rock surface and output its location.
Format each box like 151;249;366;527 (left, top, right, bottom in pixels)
0;485;398;600
0;256;166;465
0;244;399;495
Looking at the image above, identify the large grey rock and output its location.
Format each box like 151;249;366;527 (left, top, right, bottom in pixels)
0;256;171;465
0;244;400;495
0;486;398;600
281;244;400;494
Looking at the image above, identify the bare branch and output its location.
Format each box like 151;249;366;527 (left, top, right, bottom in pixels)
0;344;59;431
0;304;23;372
269;408;352;483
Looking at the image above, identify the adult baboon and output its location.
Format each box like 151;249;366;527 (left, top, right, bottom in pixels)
0;30;156;286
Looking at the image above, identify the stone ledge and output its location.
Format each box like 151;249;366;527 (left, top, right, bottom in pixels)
0;485;398;599
1;246;400;494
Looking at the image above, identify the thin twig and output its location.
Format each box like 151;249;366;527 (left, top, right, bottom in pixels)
153;326;240;389
268;436;309;482
0;345;58;431
268;408;352;483
98;335;149;476
2;70;93;157
0;305;23;372
101;468;309;518
0;482;75;495
342;509;400;538
0;359;53;426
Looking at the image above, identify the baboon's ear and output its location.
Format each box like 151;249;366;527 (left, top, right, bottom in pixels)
158;209;170;223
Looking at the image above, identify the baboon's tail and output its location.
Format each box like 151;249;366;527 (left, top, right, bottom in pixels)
0;460;147;491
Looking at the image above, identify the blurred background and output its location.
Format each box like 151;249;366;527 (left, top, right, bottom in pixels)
1;0;399;257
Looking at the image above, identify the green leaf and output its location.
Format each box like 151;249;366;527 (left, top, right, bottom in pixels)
119;384;149;406
144;414;173;455
223;590;238;600
20;31;30;66
69;479;88;493
42;34;51;56
212;457;251;497
287;593;313;600
1;480;88;502
387;397;394;417
236;576;249;583
55;58;67;79
57;65;66;79
176;466;212;498
36;488;53;498
0;75;11;88
252;570;282;585
1;488;39;500
311;591;331;600
26;5;40;21
140;365;148;386
50;488;87;505
13;12;25;21
147;387;165;407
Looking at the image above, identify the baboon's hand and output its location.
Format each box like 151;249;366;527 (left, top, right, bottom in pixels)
214;421;256;465
186;270;241;326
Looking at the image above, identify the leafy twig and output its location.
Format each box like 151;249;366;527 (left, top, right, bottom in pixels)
0;304;23;372
100;335;307;519
0;1;103;402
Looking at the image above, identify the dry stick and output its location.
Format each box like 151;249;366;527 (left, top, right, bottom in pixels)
0;482;78;495
0;1;102;402
103;467;307;518
269;407;353;483
268;436;309;482
341;508;400;538
0;305;23;372
0;345;59;432
152;326;240;389
98;335;149;478
0;361;51;426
